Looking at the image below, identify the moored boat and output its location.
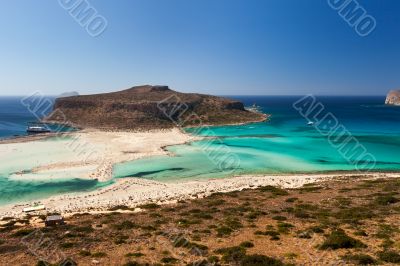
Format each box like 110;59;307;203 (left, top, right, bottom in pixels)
26;122;51;134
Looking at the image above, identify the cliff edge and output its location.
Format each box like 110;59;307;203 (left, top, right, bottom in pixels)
385;90;400;105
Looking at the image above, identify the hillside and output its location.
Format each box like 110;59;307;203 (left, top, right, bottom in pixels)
44;85;267;130
385;90;400;105
1;177;400;265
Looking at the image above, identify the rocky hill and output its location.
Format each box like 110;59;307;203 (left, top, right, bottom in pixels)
385;90;400;105
45;85;267;130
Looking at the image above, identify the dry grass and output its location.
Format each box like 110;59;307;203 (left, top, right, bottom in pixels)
1;177;400;265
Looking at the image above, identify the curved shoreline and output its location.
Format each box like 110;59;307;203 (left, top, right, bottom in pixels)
1;117;400;218
1;172;399;219
183;113;270;129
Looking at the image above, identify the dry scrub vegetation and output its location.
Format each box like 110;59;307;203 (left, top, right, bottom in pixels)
1;176;400;265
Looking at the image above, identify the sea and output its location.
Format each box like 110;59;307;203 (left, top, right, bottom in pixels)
1;96;400;205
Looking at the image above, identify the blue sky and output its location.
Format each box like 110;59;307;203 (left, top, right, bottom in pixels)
0;0;399;96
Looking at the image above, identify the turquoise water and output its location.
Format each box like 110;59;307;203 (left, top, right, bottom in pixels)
114;96;400;181
0;176;109;205
1;96;400;205
0;97;101;205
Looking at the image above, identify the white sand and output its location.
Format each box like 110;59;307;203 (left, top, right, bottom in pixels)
0;128;199;182
1;172;398;219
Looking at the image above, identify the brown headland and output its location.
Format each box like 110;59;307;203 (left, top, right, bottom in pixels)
44;85;267;130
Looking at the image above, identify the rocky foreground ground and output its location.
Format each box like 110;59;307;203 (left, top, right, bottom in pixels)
1;176;400;265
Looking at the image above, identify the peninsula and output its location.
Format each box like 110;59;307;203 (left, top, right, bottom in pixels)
45;85;267;130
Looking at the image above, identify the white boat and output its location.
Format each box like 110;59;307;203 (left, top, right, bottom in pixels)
307;121;315;126
246;103;262;113
26;123;51;134
23;205;46;213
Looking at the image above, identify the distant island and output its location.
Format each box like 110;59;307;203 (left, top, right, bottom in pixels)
57;91;80;98
45;85;267;130
385;90;400;105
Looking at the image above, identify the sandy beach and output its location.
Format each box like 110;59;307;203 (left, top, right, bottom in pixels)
0;128;200;183
1;172;399;219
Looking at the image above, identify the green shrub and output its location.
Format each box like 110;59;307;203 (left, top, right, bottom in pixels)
114;238;127;245
239;241;254;248
272;215;287;221
254;230;280;240
0;244;23;254
293;209;311;219
79;250;91;256
192;212;213;220
320;229;366;250
377;250;400;263
240;254;284;266
354;230;368;236
375;195;399;205
308;225;324;234
91;252;107;258
207;256;219;263
173;235;190;248
299;186;323;193
297;230;312;239
108;205;131;211
375;224;398;239
141;225;157;231
259;186;289;196
177;218;202;227
206;199;226;207
224;217;242;229
125;252;144;258
12;228;35;237
285;197;298;203
342;253;376;265
277;222;294;233
191;234;201;241
215;246;246;263
215;247;283;266
264;230;280;237
254;230;280;237
270;235;280;241
216;226;233;237
161;257;178;264
139;203;160;209
380;239;394;249
2;220;16;227
113;220;137;230
60;242;74;249
123;262;142;266
246;210;266;220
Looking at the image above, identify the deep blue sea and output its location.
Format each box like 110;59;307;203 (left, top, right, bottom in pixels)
1;96;400;205
0;96;73;139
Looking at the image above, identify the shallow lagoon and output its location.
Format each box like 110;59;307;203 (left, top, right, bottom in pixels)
114;96;400;181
